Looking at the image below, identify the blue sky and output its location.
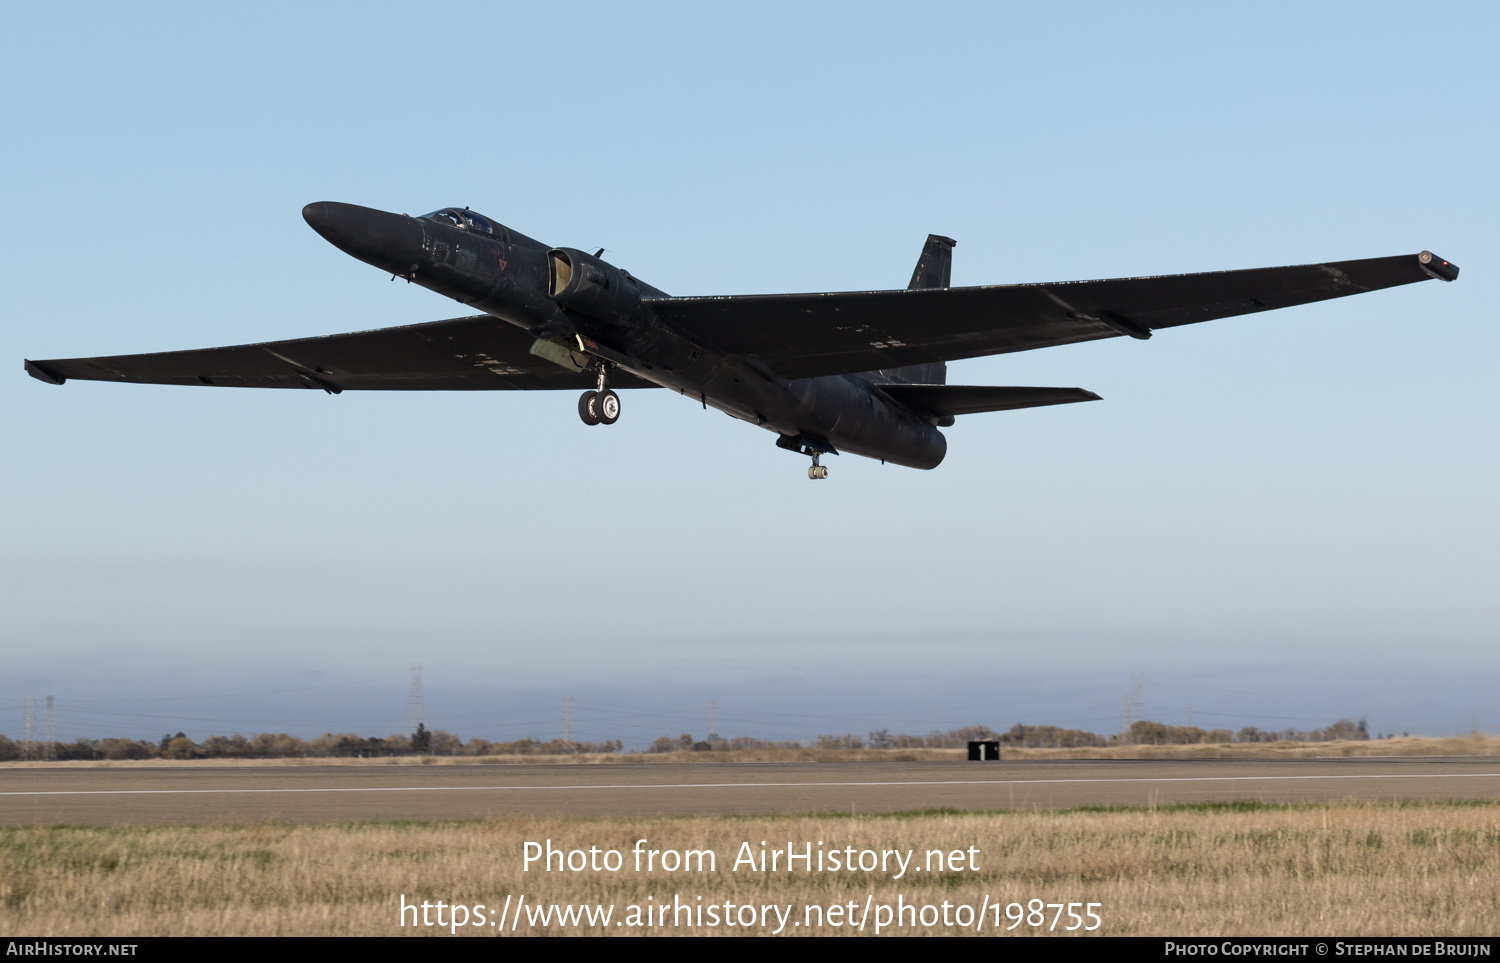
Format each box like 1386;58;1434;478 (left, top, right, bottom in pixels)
2;3;1495;746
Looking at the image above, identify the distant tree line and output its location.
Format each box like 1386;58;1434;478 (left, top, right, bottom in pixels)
0;725;621;761
0;717;1372;761
1117;718;1370;745
648;719;1373;752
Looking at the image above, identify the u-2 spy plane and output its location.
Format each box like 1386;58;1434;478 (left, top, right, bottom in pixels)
25;203;1458;478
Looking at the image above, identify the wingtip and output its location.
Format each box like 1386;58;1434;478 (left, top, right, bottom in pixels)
1418;251;1459;281
25;359;66;385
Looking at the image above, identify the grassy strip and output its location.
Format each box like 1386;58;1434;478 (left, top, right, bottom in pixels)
4;801;1500;936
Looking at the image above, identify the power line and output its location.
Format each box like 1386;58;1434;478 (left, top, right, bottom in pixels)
53;676;391;705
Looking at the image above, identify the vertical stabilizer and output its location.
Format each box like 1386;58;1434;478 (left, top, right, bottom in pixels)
872;235;957;385
908;234;957;290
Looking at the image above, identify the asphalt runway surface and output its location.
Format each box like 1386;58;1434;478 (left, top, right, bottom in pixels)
2;757;1498;826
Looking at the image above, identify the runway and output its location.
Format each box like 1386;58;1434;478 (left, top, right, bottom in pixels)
3;757;1498;825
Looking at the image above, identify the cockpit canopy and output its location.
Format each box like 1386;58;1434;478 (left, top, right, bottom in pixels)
421;207;495;235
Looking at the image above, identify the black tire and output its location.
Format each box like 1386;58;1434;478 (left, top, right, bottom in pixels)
578;390;600;425
597;389;620;425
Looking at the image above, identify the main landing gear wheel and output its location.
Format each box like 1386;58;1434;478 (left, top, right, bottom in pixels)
578;390;600;425
597;389;620;425
579;361;620;427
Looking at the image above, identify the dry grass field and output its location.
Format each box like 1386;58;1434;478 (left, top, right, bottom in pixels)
2;733;1496;769
3;800;1498;936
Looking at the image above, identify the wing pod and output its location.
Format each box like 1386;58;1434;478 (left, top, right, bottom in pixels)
548;248;643;321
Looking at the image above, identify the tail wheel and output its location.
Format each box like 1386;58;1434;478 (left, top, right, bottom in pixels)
578;390;600;425
597;389;621;425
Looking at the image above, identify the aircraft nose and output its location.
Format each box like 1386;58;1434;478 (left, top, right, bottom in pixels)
301;201;332;233
301;201;423;272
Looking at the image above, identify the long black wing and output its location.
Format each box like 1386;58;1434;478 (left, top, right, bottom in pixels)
645;252;1456;381
25;314;659;391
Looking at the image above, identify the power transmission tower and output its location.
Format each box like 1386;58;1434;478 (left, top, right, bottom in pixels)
562;696;574;746
405;663;426;735
1185;704;1193;727
23;696;35;761
45;696;55;762
1120;673;1146;744
708;700;719;742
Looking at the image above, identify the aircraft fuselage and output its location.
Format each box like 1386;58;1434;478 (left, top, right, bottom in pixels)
302;202;948;469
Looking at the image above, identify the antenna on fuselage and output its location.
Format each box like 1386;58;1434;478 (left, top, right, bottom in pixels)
593;248;605;258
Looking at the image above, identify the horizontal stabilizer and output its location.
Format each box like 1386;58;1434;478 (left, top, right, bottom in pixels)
877;384;1101;417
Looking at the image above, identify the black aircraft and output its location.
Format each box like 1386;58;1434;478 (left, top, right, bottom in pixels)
25;203;1459;478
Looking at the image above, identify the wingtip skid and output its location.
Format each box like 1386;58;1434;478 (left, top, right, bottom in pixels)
24;360;65;385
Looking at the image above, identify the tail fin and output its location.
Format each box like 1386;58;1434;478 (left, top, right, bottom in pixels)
908;234;957;290
870;235;957;385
